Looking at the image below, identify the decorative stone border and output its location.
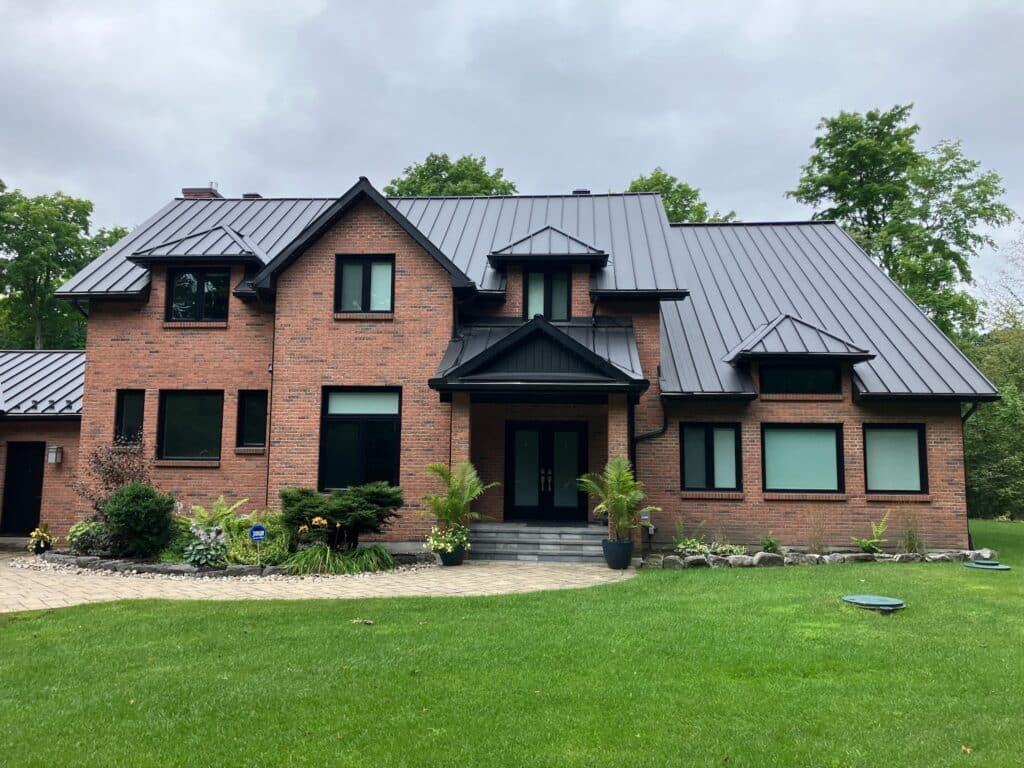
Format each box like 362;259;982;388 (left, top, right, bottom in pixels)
37;551;436;578
641;549;997;569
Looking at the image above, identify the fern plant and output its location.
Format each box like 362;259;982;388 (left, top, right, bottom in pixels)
851;511;890;554
577;457;659;542
189;496;248;528
421;461;498;529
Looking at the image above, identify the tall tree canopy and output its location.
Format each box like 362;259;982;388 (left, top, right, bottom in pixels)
788;104;1015;338
384;153;517;197
626;168;736;223
0;185;126;349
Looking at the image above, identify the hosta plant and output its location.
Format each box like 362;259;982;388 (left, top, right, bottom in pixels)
182;523;228;568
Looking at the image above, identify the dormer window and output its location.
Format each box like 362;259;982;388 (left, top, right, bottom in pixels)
759;363;841;395
166;268;230;322
524;270;570;321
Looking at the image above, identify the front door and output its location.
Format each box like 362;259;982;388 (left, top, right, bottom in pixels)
1;442;45;535
506;422;587;522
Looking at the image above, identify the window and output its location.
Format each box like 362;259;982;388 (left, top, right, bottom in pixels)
680;423;741;490
166;269;230;321
334;256;394;313
524;270;571;321
114;389;145;443
759;363;841;395
864;425;927;493
236;390;268;448
157;391;224;460
762;424;844;492
319;389;400;490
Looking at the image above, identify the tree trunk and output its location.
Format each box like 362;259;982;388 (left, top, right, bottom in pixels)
33;309;43;350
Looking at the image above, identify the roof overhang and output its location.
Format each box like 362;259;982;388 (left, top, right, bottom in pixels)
590;288;690;301
487;226;609;268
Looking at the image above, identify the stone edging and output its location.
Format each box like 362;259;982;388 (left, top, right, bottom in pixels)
642;549;997;569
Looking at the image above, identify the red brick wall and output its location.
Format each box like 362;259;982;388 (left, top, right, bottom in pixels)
474;264;592;319
79;264;273;520
267;200;454;541
0;420;82;535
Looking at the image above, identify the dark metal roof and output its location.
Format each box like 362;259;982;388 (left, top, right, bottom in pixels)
723;314;873;364
129;225;267;264
659;222;997;400
0;351;85;417
488;226;608;267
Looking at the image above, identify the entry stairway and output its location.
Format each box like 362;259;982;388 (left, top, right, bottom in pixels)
468;521;607;564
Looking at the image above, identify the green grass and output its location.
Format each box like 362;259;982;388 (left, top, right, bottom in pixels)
1;520;1022;767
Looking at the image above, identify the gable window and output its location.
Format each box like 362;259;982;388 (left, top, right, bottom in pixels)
762;424;844;492
864;424;927;493
166;269;230;321
157;390;224;460
759;363;841;395
524;270;570;321
680;423;741;490
334;256;394;313
320;388;400;490
236;390;268;448
114;389;145;444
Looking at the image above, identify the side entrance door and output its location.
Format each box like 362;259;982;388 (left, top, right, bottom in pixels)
1;442;46;535
506;422;588;523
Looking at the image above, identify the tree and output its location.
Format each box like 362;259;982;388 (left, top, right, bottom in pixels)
384;153;517;197
788;104;1015;338
627;168;736;223
0;187;126;349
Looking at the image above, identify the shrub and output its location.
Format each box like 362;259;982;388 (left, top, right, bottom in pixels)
896;510;927;554
67;520;111;555
712;543;747;556
759;532;780;554
190;496;248;528
851;512;890;554
280;483;404;550
223;512;290;565
577;457;658;542
182;523;227;568
103;482;175;558
673;521;709;554
74;436;152;515
284;543;395;575
158;516;193;563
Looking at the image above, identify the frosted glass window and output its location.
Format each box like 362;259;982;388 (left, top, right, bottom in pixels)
339;262;364;311
682;427;707;489
549;272;570;320
865;427;923;492
369;261;392;311
681;424;740;490
327;391;399;415
713;427;737;489
763;426;841;491
526;273;545;318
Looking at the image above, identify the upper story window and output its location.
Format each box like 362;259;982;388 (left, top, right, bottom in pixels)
864;424;927;493
759;363;841;395
680;423;741;490
114;389;145;444
166;269;230;322
524;270;570;321
335;256;394;313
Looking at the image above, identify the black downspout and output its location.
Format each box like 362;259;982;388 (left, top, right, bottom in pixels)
72;299;88;319
961;401;981;550
260;286;276;509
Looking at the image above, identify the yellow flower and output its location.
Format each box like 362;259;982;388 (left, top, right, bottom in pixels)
311;516;328;527
298;525;309;534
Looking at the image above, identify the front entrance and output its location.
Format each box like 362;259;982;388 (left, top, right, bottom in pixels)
505;421;588;522
1;442;45;535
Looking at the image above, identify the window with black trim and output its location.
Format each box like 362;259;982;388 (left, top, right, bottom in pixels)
319;388;401;490
157;390;224;460
762;424;844;492
236;390;268;448
334;256;394;313
524;270;571;320
759;363;841;394
680;423;741;490
166;269;230;321
864;424;927;493
114;389;145;444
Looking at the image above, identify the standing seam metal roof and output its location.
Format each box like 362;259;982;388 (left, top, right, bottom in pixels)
0;351;85;416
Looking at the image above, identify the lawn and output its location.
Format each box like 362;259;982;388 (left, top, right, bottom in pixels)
1;520;1022;768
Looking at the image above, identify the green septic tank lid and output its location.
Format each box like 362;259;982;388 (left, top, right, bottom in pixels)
842;595;905;613
964;561;1011;571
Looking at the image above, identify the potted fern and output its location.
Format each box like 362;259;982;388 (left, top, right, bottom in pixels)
578;457;659;569
421;461;498;566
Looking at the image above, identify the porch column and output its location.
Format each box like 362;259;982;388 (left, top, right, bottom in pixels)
450;392;471;466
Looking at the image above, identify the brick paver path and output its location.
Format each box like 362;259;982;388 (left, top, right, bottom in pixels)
0;553;632;613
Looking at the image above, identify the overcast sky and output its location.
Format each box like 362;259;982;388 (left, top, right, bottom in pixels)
1;0;1021;278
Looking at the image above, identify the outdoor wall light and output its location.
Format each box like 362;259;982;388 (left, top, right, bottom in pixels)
46;445;63;464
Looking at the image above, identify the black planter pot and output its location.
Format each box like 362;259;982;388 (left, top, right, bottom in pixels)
32;540;50;556
602;539;634;570
438;545;466;566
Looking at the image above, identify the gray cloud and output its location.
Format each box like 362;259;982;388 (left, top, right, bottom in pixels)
1;0;1020;277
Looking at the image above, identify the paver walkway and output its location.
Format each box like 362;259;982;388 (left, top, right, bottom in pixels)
0;553;632;613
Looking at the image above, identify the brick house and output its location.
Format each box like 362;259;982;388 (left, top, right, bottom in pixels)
0;177;997;556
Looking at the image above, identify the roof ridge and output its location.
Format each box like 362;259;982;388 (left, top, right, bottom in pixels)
670;220;837;227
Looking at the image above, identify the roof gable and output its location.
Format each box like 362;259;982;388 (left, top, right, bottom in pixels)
723;314;873;364
488;226;608;267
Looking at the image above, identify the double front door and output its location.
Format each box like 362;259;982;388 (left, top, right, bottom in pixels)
506;421;588;522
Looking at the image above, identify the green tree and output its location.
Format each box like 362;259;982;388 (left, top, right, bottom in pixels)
384;153;517;197
788;104;1015;338
627;168;736;223
0;187;126;349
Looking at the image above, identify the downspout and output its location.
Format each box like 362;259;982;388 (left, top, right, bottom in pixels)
261;286;276;509
72;299;88;319
961;400;982;550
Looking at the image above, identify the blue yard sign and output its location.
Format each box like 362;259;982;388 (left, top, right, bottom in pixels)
249;524;267;542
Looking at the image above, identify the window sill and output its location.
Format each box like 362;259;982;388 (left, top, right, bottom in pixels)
763;492;847;502
333;312;394;321
679;491;745;501
866;494;931;503
759;393;844;402
234;447;266;455
154;459;221;469
162;321;228;329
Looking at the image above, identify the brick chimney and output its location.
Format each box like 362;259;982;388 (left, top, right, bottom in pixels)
181;183;223;199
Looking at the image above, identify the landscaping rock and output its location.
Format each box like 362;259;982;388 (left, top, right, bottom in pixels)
784;553;811;565
707;554;730;568
642;553;664;569
804;553;822;565
75;556;100;568
262;566;291;577
874;553;895;562
683;555;710;568
151;563;198;575
753;552;784;567
893;553;923;563
42;552;77;566
925;552;955;563
975;548;997;561
727;555;755;567
822;553;845;564
662;555;685;569
844;553;877;563
197;567;232;578
225;565;263;577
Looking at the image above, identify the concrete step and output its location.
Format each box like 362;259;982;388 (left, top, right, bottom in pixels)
468;551;606;564
468;522;608;563
0;537;29;553
471;539;603;553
